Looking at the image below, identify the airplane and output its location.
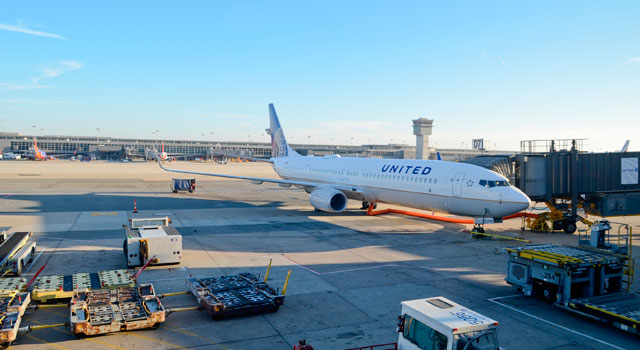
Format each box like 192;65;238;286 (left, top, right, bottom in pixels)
619;140;630;153
159;104;531;224
25;137;79;160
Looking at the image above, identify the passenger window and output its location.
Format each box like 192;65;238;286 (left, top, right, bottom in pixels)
403;315;448;350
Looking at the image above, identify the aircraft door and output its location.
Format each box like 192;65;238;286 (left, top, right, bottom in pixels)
451;172;466;197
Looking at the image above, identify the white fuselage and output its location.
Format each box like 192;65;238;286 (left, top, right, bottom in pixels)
273;155;530;218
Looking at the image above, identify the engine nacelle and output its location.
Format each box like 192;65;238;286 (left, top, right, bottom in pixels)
309;188;347;213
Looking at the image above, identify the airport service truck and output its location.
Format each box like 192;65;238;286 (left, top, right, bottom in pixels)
343;297;500;350
396;297;500;350
123;217;182;267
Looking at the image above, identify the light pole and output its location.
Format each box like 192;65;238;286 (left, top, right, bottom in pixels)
307;136;311;145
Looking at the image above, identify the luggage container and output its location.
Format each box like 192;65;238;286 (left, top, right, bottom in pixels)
171;178;195;193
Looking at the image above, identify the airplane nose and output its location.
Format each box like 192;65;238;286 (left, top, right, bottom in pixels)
513;189;531;211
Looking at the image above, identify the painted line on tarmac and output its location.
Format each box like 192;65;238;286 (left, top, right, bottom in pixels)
488;297;627;350
279;255;430;275
25;248;45;274
124;331;184;348
0;193;13;199
24;334;70;350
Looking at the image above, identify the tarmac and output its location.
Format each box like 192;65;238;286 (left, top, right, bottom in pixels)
0;160;638;350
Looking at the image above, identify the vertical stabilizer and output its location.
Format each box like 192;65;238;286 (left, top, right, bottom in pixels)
620;140;630;153
268;104;299;158
34;137;38;152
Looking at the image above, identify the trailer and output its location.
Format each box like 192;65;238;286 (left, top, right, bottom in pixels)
31;269;134;303
171;178;195;193
504;242;639;334
69;283;165;337
124;217;182;267
0;291;30;348
186;271;289;319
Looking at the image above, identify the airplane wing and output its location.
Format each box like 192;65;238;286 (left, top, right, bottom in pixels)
158;161;363;195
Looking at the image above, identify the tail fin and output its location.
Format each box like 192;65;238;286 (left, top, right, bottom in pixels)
436;151;442;161
620;140;630;152
34;137;38;152
268;104;299;158
162;142;165;153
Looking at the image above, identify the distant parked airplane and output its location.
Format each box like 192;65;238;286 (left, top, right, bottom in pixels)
25;137;78;160
160;104;531;222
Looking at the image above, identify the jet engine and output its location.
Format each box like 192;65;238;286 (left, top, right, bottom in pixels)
309;188;347;212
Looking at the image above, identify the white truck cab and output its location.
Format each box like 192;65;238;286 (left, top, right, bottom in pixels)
397;297;500;350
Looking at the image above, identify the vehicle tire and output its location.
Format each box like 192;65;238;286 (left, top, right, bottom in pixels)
151;322;161;329
361;201;370;209
0;342;10;349
542;285;556;303
563;220;577;234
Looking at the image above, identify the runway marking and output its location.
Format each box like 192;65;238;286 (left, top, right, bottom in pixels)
163;324;232;349
25;248;45;274
0;193;13;199
488;296;627;350
91;212;118;216
85;337;126;350
24;334;70;349
124;331;183;348
30;319;125;350
279;255;430;275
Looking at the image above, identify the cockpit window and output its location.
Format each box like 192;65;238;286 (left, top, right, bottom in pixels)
479;180;510;188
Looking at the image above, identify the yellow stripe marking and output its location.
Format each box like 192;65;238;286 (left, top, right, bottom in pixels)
125;331;183;348
86;337;127;350
163;325;218;344
24;334;70;350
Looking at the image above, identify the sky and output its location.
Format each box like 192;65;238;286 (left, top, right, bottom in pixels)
1;1;639;152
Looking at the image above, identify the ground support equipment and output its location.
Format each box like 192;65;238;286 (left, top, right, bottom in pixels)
0;232;32;268
0;278;27;293
0;291;30;347
69;283;165;337
568;292;640;335
171;178;196;193
32;269;134;303
504;244;639;334
186;272;286;319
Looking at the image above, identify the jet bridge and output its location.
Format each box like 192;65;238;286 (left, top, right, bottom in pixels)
465;139;640;233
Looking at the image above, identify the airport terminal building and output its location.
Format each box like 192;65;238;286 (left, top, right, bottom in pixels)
0;132;511;161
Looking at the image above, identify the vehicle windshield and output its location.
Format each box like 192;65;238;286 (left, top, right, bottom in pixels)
402;314;448;350
455;330;499;350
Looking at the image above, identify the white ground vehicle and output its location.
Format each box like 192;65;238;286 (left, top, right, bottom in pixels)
397;297;500;350
123;217;182;267
7;241;36;275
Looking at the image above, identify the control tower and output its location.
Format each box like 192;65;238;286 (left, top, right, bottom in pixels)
412;118;434;160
